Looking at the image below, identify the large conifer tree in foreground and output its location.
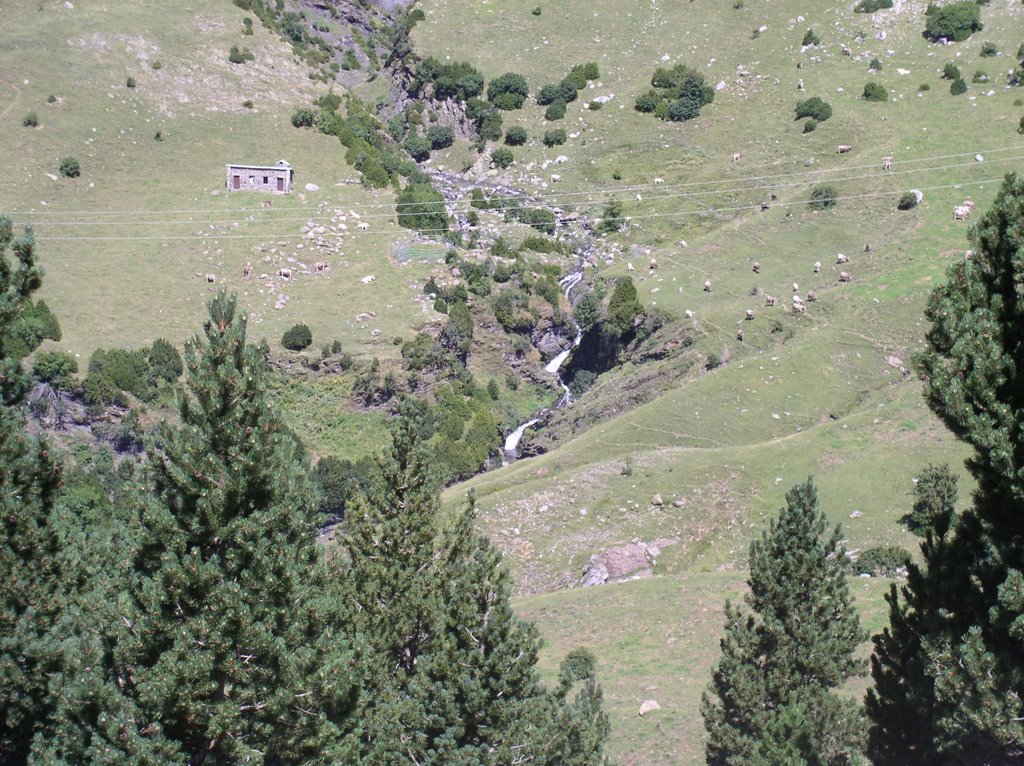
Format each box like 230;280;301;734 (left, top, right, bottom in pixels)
868;172;1024;762
0;218;64;764
702;477;866;765
46;292;359;764
344;410;610;765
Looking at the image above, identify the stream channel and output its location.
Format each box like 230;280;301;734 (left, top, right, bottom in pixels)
502;269;585;462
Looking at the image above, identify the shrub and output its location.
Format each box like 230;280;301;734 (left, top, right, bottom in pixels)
863;81;889;101
597;199;625;234
634;90;660;113
1019;115;1024;134
33;351;78;385
950;77;968;95
588;100;603;111
504;126;527;145
532;6;541;14
802;28;820;47
980;41;998;57
638;63;714;122
281;323;313;351
58;157;80;178
46;94;56;103
705;352;722;371
795;96;832;121
942;62;961;80
22;112;38;127
869;57;883;71
536;84;562;105
404;133;432;162
126;76;137;89
919;83;931;91
228;45;255;64
544;100;566;120
803;118;818;133
148;338;183;382
487;72;529;110
924;1;982;43
426;125;455;149
972;70;989;83
291;107;316;128
809;185;839;210
397;181;448;232
491;146;514;168
543;128;567;147
897;192;919;210
853;545;912;577
854;0;893;11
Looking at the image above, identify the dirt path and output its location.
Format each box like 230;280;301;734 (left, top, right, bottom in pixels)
0;77;22;122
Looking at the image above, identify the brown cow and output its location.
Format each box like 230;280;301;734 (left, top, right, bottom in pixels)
242;261;252;280
752;261;761;273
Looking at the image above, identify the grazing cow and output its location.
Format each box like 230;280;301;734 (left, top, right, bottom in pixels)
836;253;849;264
732;152;742;162
760;202;770;211
649;258;659;271
752;261;761;273
806;290;817;302
260;199;273;208
550;174;562;182
882;156;893;171
685;309;694;319
278;268;292;279
770;193;778;201
737;328;745;341
954;205;971;221
793;301;807;314
206;273;216;284
792;282;799;293
745;309;756;321
841;44;852;56
636;193;643;202
864;244;872;253
242;261;252;280
703;279;712;292
813;261;821;273
357;221;369;230
765;294;777;307
627;262;635;272
313;261;329;272
653;177;664;185
839;271;852;282
360;274;376;284
837;144;853;154
797;78;805;91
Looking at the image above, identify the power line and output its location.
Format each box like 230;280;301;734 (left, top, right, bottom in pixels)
33;177;1001;242
9;143;1024;219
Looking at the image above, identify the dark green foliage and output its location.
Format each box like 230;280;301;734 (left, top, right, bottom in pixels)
898;191;919;210
863;81;889;101
291;106;316;127
58;157;80;178
544;99;567;120
597;199;625;234
869;57;883;71
504;125;528;145
854;545;913;576
228;45;255;64
47;292;360;764
636;63;714;122
87;347;151;401
426;124;455;149
942;61;962;80
705;351;722;371
404;133;432;161
573;291;601;333
950;77;967;95
0;218;65;764
803;118;818;133
2;299;62;359
980;40;998;57
543;127;567;146
925;1;983;42
414;58;484;101
313;455;370;519
703;478;867;766
22;112;38;127
802;28;820;46
401;332;449;371
31;350;77;386
147;337;183;382
608;277;642;336
869;174;1024;762
809;185;839;210
907;464;959;535
1019;115;1024;134
491;146;514;168
487;72;529;110
795;95;833;121
343;415;610;763
972;69;989;83
536;83;563;105
396;181;448;232
855;0;893;11
281;322;313;351
507;207;555;234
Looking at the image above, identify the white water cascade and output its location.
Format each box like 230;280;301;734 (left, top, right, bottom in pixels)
502;268;586;462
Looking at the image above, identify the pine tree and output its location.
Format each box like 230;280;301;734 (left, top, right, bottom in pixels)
868;173;1024;762
344;410;610;764
702;477;866;766
44;292;359;764
0;219;64;764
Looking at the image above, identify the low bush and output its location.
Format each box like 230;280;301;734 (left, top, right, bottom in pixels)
504;126;527;145
972;70;989;83
58;157;80;178
802;119;818;133
486;72;529;110
228;45;255;64
543;128;567;147
404;133;432;162
862;81;888;101
126;76;136;88
33;351;78;386
426;125;455;149
544;100;566;120
802;28;820;47
869;57;883;71
924;1;982;43
795;96;832;121
291;107;316;128
808;185;839;210
635;63;714;122
980;41;998;57
854;0;892;11
22;112;38;127
942;62;961;80
282;323;313;351
950;77;968;95
491;146;514;168
853;545;911;577
897;192;918;210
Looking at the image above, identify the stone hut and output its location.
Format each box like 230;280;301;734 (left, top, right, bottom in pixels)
225;160;294;193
